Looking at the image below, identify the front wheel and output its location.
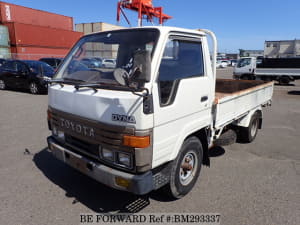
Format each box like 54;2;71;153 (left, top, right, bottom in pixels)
164;136;203;199
29;82;40;94
278;76;290;85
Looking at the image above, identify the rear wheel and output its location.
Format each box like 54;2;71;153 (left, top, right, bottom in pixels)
238;112;259;143
261;76;271;82
29;82;40;94
241;75;249;80
278;76;290;85
0;79;5;90
164;136;203;199
241;74;254;80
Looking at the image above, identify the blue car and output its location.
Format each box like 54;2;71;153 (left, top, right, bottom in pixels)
0;60;55;94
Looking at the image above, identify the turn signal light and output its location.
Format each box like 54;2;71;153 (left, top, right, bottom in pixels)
47;109;52;121
123;135;150;148
115;177;131;188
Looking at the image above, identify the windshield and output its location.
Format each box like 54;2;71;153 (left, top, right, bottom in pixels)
237;58;251;68
54;29;159;87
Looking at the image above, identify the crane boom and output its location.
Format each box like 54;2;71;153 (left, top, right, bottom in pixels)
117;0;172;26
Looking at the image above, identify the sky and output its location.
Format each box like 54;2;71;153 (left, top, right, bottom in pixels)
3;0;300;53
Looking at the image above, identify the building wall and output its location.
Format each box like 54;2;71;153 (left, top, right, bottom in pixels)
264;40;300;58
239;49;263;58
75;22;124;59
75;22;124;35
296;40;300;57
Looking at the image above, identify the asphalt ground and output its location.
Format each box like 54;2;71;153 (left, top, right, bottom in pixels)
0;67;299;225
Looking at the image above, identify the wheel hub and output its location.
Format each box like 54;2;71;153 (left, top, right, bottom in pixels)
179;152;197;186
30;83;38;94
250;118;258;137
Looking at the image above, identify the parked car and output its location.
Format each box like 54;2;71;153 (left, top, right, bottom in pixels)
0;58;6;66
230;59;237;67
0;60;55;94
221;60;229;67
39;57;63;69
80;57;102;68
102;58;116;68
216;60;228;68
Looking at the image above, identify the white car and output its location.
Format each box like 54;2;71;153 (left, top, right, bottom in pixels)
102;59;116;68
230;60;237;67
216;60;228;68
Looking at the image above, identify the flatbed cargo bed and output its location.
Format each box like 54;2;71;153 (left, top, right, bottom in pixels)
214;79;273;128
255;68;300;76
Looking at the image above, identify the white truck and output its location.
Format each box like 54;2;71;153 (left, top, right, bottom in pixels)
233;57;300;85
47;26;273;199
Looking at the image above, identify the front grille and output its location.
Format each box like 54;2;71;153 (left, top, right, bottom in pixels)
49;107;136;172
65;134;99;159
50;107;135;151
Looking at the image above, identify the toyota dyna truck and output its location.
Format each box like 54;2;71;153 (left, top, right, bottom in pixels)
233;57;300;85
47;26;273;198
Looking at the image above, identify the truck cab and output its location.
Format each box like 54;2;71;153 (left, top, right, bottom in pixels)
233;56;300;84
233;57;256;79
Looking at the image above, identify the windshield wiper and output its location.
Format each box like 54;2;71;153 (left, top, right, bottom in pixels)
48;78;85;87
74;83;101;92
74;82;149;97
74;82;120;92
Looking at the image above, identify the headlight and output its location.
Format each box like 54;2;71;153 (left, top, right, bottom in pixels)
57;130;65;140
99;147;132;169
52;126;58;136
118;152;131;167
52;126;65;141
101;148;114;161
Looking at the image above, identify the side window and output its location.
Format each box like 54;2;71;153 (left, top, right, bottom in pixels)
3;61;17;71
44;59;51;65
158;38;204;106
16;62;28;73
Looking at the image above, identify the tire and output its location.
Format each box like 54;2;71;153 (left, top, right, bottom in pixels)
262;76;271;82
164;136;203;199
238;112;259;143
241;74;251;80
278;76;290;85
29;82;40;94
0;79;6;90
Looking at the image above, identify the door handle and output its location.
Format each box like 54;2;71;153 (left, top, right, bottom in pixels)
201;96;208;102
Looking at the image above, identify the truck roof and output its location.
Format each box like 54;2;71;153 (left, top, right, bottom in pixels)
86;26;207;37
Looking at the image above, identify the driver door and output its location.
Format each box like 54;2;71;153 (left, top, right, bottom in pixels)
15;61;30;88
152;35;213;166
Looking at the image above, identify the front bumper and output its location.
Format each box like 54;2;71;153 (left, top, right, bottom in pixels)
47;136;154;195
